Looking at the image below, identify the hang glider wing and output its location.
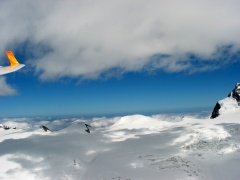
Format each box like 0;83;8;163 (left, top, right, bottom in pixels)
0;51;25;75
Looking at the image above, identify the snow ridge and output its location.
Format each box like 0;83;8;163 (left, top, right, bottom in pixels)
0;111;240;179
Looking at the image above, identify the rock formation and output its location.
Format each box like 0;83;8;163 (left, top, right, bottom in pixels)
228;83;240;104
210;83;240;119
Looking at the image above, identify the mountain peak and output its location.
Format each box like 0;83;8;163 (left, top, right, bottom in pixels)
211;83;240;119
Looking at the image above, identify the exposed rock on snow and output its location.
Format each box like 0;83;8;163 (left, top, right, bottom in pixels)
211;97;239;119
211;102;221;119
1;111;240;179
228;83;240;103
211;83;240;119
41;125;51;132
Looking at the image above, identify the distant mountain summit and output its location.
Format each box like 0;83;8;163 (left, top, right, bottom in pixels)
228;83;240;105
210;83;240;119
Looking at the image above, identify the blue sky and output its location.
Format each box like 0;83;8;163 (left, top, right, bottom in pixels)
1;60;239;118
0;0;240;117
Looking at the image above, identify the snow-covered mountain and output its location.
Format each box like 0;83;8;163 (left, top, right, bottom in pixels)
211;83;240;119
1;85;240;179
228;83;240;103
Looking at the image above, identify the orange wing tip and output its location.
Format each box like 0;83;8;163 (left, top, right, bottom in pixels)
6;51;20;66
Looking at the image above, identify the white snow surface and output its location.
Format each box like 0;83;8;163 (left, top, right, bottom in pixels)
1;106;240;179
218;97;239;114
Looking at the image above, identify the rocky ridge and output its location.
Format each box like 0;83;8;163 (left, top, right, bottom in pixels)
210;83;240;119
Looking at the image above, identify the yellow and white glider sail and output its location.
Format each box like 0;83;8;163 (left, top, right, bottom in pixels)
0;51;25;75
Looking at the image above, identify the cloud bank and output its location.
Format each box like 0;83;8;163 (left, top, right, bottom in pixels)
0;0;240;81
0;77;17;96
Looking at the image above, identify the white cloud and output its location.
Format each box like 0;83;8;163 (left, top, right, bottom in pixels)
0;77;17;96
0;0;240;80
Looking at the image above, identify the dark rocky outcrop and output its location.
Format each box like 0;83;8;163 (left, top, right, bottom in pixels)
210;83;240;119
41;125;51;132
85;124;91;133
210;102;221;119
0;124;11;130
228;83;240;104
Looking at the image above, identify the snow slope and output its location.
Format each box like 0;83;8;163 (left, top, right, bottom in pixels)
0;107;240;179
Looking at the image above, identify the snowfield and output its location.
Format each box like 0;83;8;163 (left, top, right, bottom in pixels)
0;102;240;179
